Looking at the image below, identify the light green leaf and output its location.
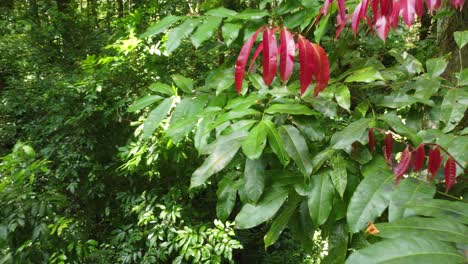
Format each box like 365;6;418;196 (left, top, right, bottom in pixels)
142;97;173;139
331;155;347;198
263;120;290;167
190;131;247;188
127;95;163;112
210;109;260;130
265;104;317;116
330;118;372;150
314;14;329;43
217;175;238;221
170;96;205;125
234;9;269;20
206;67;235;94
242;122;267;160
166;117;198;143
454;31;468;50
426;57;448;78
345;67;384;83
379;112;420;144
334;84;351;112
292;117;325;142
264;192;301;249
190;16;222;48
172;74;194;94
225;93;264;110
347;157;395;232
148;82;173;95
248;73;268;91
307;170;335;226
457;68;468;86
141;16;181;38
388;178;435;222
375;217;468;244
244;158;265;203
346;237;464;264
206;7;238;17
166;18;200;53
279;125;313;179
222;23;242;47
235;187;288;229
405;199;468;224
440;88;468;133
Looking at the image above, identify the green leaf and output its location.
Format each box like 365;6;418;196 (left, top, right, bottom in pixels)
222;23;242;47
331;155;347;198
375;217;468;244
170;96;205;125
405;199;468;224
242;122;267;160
330;118;372;150
206;67;235;94
148;82;173;95
248;73;268;91
225;93;264;110
141;16;181;38
379;112;420;144
206;7;238;17
172;74;194;94
388;178;435;222
289;200;316;252
314;14;329;43
235;187;288;229
265;104;317;116
323;221;348;264
264;192;302;249
457;68;468;86
263;120;290;167
210;109;260;130
166;117;198;143
292;117;325;142
279;125;313;179
311;148;336;173
346;237;464;264
344;67;384;83
426;57;448;78
454;31;468;50
334;84;351;113
440;88;468;133
234;9;269;20
190;131;247;188
217;175;238;221
127;95;163;112
307;170;335;226
142;97;173;139
347;157;395;233
166;18;200;53
244;158;265;203
190;16;222;48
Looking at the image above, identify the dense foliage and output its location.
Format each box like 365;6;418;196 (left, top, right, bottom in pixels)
0;0;467;263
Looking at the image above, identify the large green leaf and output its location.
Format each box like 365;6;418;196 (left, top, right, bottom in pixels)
426;57;448;78
265;104;317;116
190;131;247;188
289;200;316;252
166;117;198;143
206;7;238;17
347;157;395;233
330;118;372;150
225;93;264;110
264;192;302;249
330;155;347;198
454;30;468;49
440;88;468;133
306;170;335;226
141;16;181;37
235;187;288;229
263;120;290;167
344;67;383;83
375;217;468;244
127;95;163;112
148;82;173;96
190;16;222;48
222;23;242;47
379;112;420;144
311;148;336;173
216;174;238;221
244;158;265;203
405;199;468;224
346;237;464;264
242;122;267;160
171;74;194;94
142;97;173;139
234;9;269;20
334;84;351;112
388;178;435;222
166;18;200;53
292;117;325;142
279;125;313;179
170;96;205;125
323;221;348;264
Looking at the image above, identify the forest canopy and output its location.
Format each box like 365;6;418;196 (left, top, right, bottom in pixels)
0;0;467;263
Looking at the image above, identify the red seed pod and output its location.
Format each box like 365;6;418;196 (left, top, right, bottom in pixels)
368;128;375;153
444;157;457;192
427;147;442;181
412;144;425;172
394;146;412;185
383;132;394;165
